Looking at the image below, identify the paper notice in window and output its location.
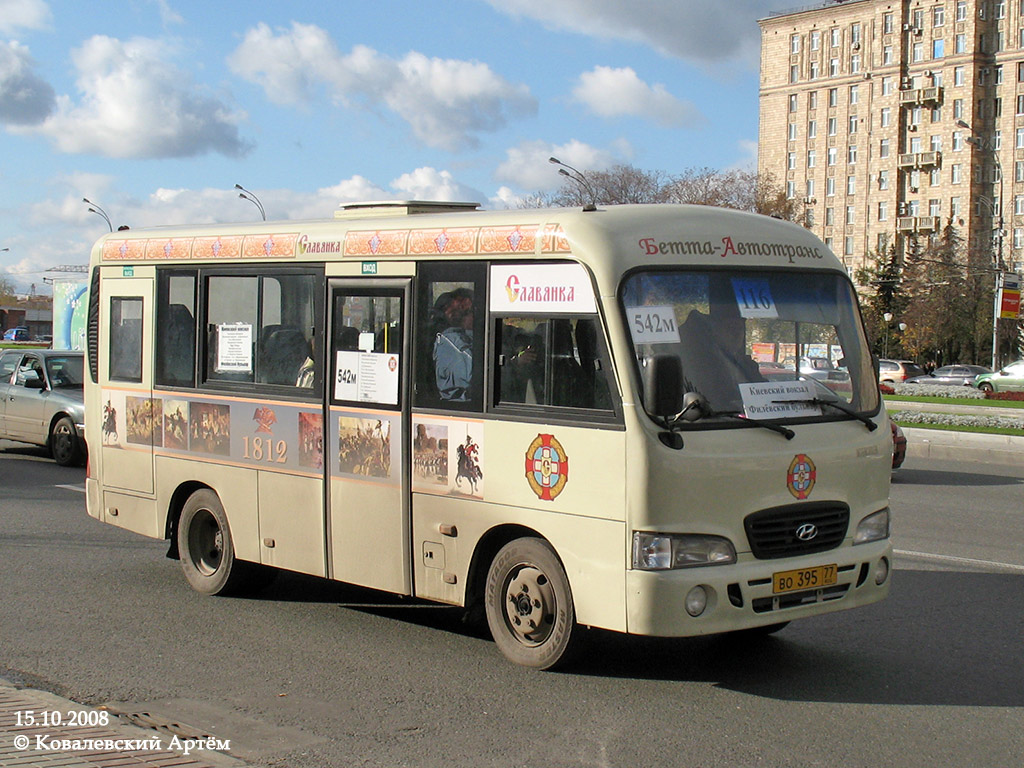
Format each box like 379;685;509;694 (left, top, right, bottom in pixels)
216;323;253;372
335;351;399;405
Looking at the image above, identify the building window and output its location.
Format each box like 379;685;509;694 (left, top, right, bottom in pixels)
1015;195;1024;215
879;170;890;190
787;181;796;199
881;76;893;95
849;85;858;104
883;46;893;65
789;94;798;112
930;168;941;186
846;205;855;225
831;28;840;47
1016;161;1024;183
913;42;924;62
910;106;922;126
807;149;816;167
877;233;888;252
830;58;840;77
955;66;965;86
955;33;967;53
1014;229;1024;249
828;146;838;165
791;34;801;54
811;30;820;50
931;135;942;152
911;136;923;154
851;22;861;44
806;179;815;198
846;175;856;195
929;199;941;217
848;144;857;164
932;39;944;58
994;129;1002;150
1017;127;1024;148
880;108;891;127
1017;95;1024;115
790;64;799;84
952;164;962;183
826;177;836;197
851;54;860;73
951;196;961;217
825;207;835;225
996;0;1006;19
848;115;858;133
996;66;1004;85
844;236;854;256
952;131;963;151
810;61;819;79
828;116;837;135
931;105;942;122
789;122;797;141
914;9;924;28
828;88;838;107
953;98;964;119
808;119;817;138
878;201;888;221
808;91;818;109
956;0;967;21
883;13;894;34
880;139;890;158
933;5;945;26
788;152;796;170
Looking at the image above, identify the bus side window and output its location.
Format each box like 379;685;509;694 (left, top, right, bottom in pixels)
109;297;144;383
414;261;486;411
156;270;197;388
497;316;613;411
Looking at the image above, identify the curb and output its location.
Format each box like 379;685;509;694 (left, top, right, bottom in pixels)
0;677;245;768
902;427;1024;467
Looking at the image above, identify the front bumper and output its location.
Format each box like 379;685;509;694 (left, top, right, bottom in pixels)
626;539;892;636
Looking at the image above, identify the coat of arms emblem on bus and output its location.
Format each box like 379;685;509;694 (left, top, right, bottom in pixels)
525;434;569;501
786;454;816;500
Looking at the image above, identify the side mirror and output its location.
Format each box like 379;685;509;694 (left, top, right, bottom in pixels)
23;376;45;390
644;354;683;419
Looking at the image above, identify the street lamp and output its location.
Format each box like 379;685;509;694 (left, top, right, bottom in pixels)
957;119;1006;369
82;198;113;232
234;184;266;221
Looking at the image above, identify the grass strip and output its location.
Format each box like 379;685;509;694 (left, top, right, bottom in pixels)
884;394;1024;409
891;420;1024;437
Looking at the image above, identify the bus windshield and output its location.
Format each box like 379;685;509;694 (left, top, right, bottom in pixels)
622;269;879;422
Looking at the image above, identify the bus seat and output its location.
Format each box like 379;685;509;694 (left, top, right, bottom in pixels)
260;326;310;385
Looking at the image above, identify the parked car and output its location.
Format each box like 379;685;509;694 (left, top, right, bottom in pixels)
878;359;926;385
3;327;30;342
904;364;991;387
0;349;87;465
891;421;907;471
972;359;1024;393
780;355;849;382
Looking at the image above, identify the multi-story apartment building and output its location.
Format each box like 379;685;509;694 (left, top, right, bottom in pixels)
759;0;1024;281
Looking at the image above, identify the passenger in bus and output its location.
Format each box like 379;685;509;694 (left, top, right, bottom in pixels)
501;325;543;403
677;281;763;410
433;288;474;401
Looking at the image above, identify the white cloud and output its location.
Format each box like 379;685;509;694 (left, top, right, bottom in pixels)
481;0;777;67
16;35;249;159
0;0;51;35
228;22;537;151
572;66;702;127
496;139;625;190
0;40;55;125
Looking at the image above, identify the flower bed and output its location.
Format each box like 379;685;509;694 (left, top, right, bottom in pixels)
892;383;987;398
889;410;1024;430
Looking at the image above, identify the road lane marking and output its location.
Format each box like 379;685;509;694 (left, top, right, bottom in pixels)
55;483;86;493
894;548;1024;573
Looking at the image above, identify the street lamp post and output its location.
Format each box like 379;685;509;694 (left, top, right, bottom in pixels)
883;312;893;358
82;198;113;232
234;184;266;221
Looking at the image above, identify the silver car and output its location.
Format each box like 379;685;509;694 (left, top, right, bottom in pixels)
0;349;87;465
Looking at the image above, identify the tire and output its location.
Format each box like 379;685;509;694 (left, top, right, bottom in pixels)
177;489;252;596
50;415;83;466
484;537;578;669
979;382;994;393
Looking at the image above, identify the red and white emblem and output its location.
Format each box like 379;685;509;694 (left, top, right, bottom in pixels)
787;454;816;500
525;434;569;501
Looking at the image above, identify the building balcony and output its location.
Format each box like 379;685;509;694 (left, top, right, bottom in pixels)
899;86;943;106
897;151;941;169
897;216;941;233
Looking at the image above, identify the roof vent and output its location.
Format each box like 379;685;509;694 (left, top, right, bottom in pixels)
334;200;480;219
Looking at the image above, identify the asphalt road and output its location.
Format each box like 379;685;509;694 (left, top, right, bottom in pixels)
2;441;1023;768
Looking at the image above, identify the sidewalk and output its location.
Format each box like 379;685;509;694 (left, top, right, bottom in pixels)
902;427;1024;466
0;677;243;768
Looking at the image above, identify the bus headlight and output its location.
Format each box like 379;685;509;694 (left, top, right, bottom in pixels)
632;533;736;570
854;508;890;544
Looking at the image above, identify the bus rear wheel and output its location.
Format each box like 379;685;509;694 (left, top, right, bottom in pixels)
178;489;249;596
484;537;578;669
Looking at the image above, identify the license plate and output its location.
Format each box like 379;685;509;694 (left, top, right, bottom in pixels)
772;564;838;594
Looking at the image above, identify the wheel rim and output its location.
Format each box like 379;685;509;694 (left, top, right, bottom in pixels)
187;509;223;576
502;564;556;647
52;422;74;463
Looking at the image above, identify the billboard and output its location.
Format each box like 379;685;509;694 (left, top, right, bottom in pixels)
52;279;88;350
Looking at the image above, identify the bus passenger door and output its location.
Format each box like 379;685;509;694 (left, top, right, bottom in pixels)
98;271;155;496
326;280;410;594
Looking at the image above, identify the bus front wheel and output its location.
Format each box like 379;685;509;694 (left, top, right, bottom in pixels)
178;489;246;596
484;537;578;669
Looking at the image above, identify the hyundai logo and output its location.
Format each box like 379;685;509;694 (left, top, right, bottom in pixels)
795;523;818;541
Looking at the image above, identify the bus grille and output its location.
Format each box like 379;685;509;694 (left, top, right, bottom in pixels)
752;584;850;613
743;503;850;560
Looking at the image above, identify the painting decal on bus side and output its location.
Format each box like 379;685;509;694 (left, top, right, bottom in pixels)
412;416;484;499
100;389;325;476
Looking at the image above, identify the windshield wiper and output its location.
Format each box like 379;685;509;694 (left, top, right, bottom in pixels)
773;397;877;431
713;411;795;440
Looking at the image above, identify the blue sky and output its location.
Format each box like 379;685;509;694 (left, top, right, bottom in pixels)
0;0;790;292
